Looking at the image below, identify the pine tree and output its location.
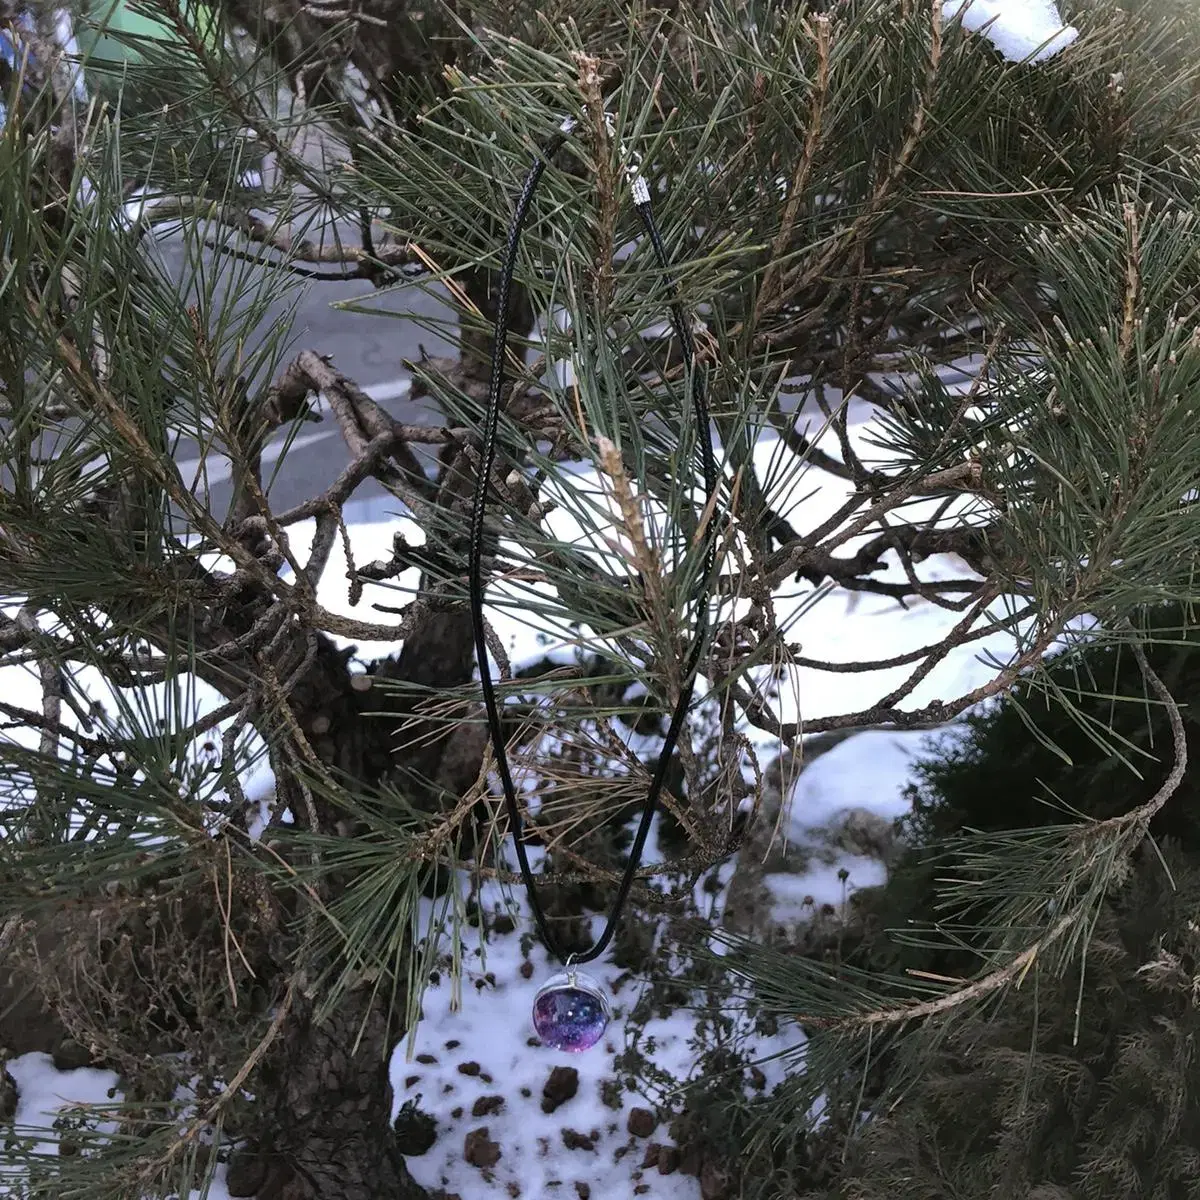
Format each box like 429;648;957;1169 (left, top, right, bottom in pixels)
3;0;1200;1196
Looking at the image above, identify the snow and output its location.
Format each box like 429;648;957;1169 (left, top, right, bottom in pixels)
2;1054;234;1199
5;1055;121;1158
1;1055;129;1195
943;0;1078;63
792;729;931;831
390;874;741;1198
766;856;884;918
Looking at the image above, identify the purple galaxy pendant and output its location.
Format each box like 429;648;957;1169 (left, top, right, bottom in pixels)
532;970;612;1052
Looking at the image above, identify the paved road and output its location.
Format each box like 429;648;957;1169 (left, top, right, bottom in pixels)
148;232;460;523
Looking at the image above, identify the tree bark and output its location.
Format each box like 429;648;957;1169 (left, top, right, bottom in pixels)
228;988;424;1200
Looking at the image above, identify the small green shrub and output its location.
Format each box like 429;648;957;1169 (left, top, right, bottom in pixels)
809;604;1200;1198
816;841;1200;1200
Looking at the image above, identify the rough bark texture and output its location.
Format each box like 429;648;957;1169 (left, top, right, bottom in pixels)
199;378;500;1196
0;923;68;1057
227;989;423;1200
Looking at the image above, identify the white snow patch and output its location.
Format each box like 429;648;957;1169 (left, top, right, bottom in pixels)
791;729;930;831
395;851;796;1199
5;1054;121;1159
943;0;1078;63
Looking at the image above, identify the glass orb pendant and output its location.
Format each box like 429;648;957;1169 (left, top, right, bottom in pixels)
532;970;612;1053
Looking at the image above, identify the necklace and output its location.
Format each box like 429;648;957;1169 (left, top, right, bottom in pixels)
468;114;718;1052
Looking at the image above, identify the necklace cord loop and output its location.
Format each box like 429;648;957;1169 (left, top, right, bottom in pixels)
467;116;720;967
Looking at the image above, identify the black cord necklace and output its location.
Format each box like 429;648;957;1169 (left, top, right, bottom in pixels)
468;115;718;1053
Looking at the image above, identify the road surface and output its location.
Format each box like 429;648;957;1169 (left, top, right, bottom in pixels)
149;232;460;523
